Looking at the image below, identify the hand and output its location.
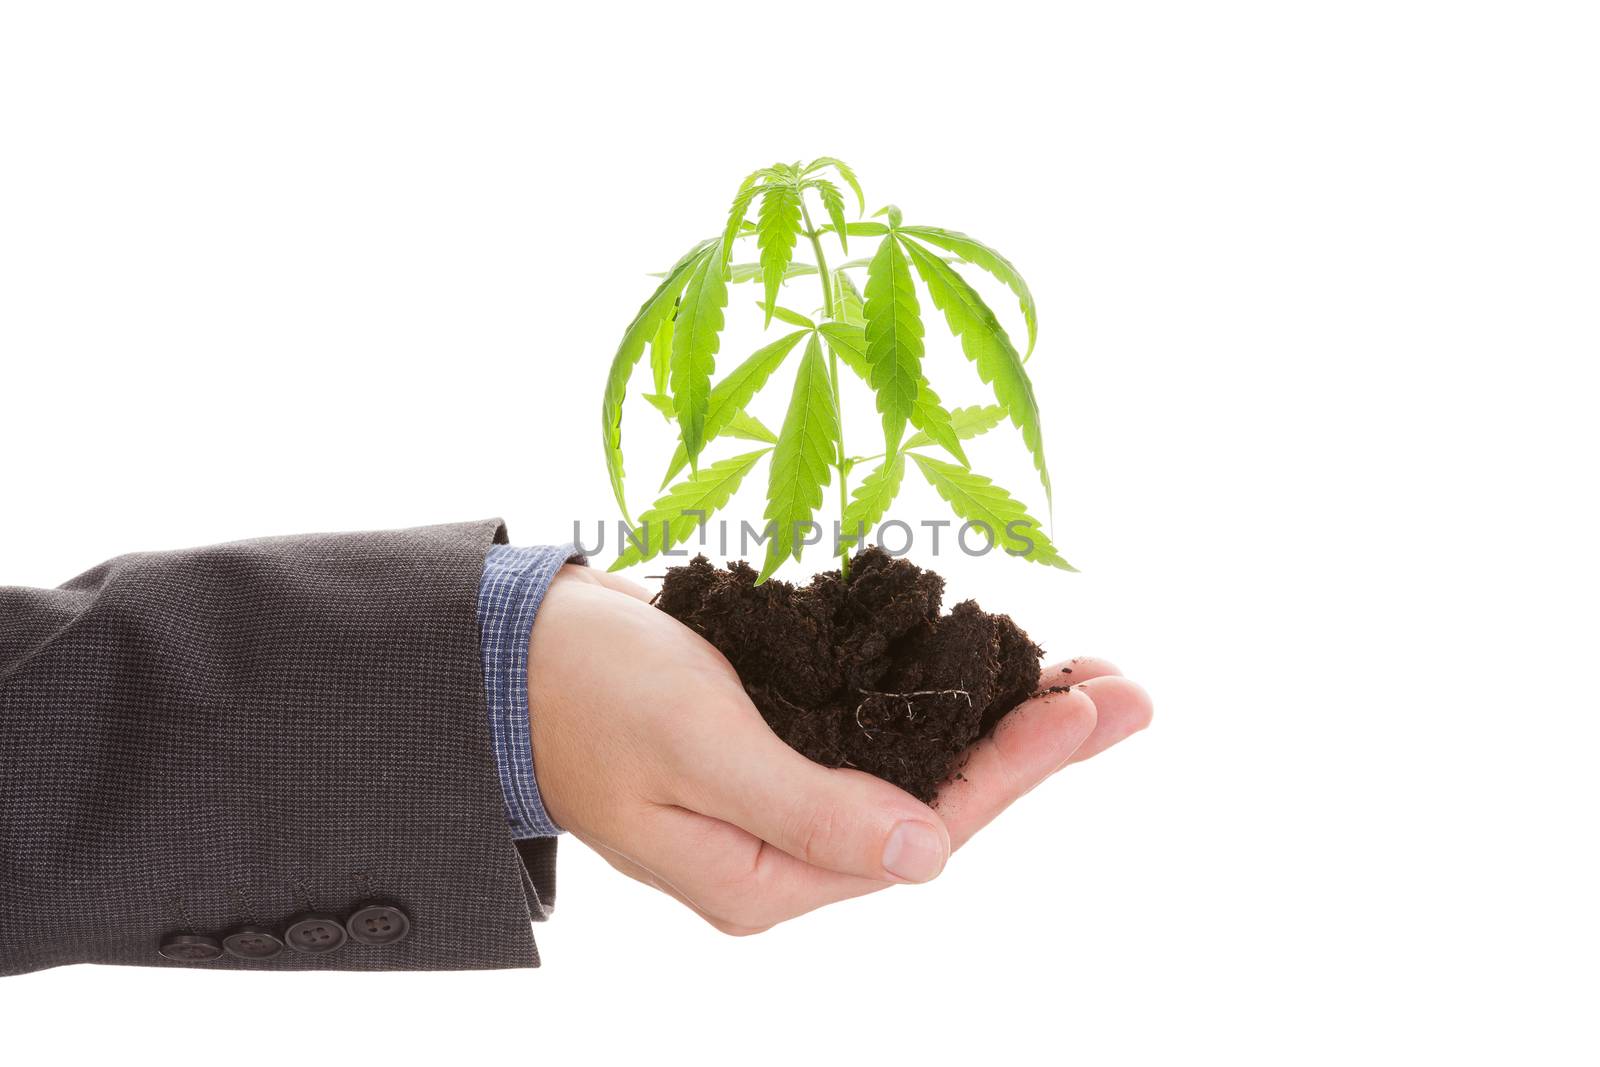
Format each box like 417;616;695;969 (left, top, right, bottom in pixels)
527;564;1152;934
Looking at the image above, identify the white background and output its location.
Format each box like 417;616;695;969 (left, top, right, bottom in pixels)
2;1;1595;1062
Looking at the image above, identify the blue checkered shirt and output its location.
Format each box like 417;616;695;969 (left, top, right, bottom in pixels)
477;544;581;838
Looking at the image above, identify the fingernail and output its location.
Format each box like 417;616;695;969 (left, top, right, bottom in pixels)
882;821;947;883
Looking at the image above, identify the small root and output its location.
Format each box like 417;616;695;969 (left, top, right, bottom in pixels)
855;687;973;726
858;687;973;705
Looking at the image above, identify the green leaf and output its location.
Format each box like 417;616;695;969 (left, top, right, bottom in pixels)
603;238;716;521
723;408;778;443
643;392;771;443
735;167;770;196
757;184;803;326
903;404;1006;449
660;329;808;487
730;261;817;284
839;451;905;550
720;182;763;267
833;269;865;326
818;319;962;462
825;221;889;238
609;448;771;571
803;156;865;214
898;225;1037;358
759;334;840;582
910;453;1072;570
671;247;730;468
900;236;1052;510
873;204;903;228
640;385;771;441
642;392;674;420
755;301;816;329
906;379;968;466
818;321;872;379
648;304;675;396
809;178;850;255
862;235;924;453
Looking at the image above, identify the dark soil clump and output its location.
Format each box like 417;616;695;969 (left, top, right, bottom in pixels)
655;547;1043;802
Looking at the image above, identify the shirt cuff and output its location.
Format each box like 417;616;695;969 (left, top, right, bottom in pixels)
478;543;584;838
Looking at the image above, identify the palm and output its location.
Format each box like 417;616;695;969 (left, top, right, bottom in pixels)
531;568;1150;935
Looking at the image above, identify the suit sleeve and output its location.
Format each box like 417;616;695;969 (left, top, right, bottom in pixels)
0;519;550;975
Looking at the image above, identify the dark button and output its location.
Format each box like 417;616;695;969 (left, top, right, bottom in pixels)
346;903;410;946
222;926;285;960
159;933;223;962
284;913;348;954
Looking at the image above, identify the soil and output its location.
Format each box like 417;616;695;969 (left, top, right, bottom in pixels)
655;547;1044;802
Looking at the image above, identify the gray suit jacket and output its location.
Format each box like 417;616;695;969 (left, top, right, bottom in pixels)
0;519;555;975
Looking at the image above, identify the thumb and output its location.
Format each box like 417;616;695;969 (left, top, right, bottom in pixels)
689;713;952;884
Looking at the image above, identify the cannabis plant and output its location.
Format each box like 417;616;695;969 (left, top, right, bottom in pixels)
601;157;1070;581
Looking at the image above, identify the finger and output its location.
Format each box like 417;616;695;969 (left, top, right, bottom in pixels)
1030;658;1146;768
673;714;952;885
934;687;1099;851
1041;655;1121;684
624;680;1122;930
619;802;892;931
580;831;773;936
1062;675;1153;766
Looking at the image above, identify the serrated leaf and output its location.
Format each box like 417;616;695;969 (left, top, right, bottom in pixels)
900;236;1052;510
603;238;717;521
649;305;675;395
735;167;770;196
833;269;865;325
757;184;802;326
863;235;924;453
826;221;889;238
640;388;771;447
720;182;763;267
729;261;817;284
839;451;906;550
904;404;1006;449
818;319;962;462
803;156;865;214
671;248;730;468
755;301;815;329
723;408;777;443
660;329;808;487
898;225;1037;358
818;321;871;379
910;453;1072;570
906;379;968;466
643;392;771;443
809;177;850;255
873;204;903;228
759;334;840;582
609;449;771;571
843;252;953;270
642;392;675;420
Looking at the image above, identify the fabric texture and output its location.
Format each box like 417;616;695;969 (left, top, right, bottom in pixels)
478;543;582;838
0;519;554;975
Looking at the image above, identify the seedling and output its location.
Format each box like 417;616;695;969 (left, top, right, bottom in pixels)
601;157;1070;581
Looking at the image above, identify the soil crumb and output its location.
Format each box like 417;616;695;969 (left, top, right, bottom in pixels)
655;548;1043;802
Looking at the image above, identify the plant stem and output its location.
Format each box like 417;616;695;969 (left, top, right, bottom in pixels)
799;192;851;581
